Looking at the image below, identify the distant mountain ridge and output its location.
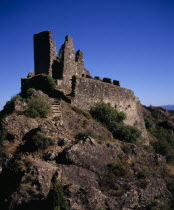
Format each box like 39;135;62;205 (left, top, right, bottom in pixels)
161;105;174;110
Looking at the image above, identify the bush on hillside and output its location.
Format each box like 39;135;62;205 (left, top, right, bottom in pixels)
91;103;126;127
0;94;22;118
144;106;174;164
26;88;36;98
22;131;54;152
0;128;7;145
49;176;70;210
22;74;56;96
24;96;51;118
90;103;141;143
75;130;105;141
112;124;142;143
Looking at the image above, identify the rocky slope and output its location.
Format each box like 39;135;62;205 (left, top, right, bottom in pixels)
0;91;174;210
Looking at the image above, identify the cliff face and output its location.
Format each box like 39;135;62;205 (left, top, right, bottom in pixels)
0;91;174;210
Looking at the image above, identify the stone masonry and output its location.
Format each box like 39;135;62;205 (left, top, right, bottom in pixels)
71;77;149;144
22;31;149;144
34;31;56;76
33;31;90;88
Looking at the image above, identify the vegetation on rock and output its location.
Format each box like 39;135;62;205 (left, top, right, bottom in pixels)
91;103;142;143
0;94;22;118
75;130;105;141
144;106;174;164
22;131;55;152
49;176;70;210
24;96;51;118
22;74;56;96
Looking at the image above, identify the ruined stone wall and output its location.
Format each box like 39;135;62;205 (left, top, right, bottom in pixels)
76;50;90;77
34;31;56;76
71;77;149;144
58;36;76;87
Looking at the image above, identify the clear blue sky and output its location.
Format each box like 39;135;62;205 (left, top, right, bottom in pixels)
0;0;174;110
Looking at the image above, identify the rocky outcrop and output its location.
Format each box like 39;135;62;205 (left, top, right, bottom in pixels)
1;136;171;209
2;115;39;140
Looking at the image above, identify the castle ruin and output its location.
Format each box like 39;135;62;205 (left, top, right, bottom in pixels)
22;31;149;144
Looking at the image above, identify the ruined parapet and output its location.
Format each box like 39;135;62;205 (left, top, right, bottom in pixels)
34;31;56;76
103;78;112;84
94;76;101;80
113;80;120;86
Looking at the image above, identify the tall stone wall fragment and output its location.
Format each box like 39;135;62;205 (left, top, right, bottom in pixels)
76;50;90;77
34;31;56;76
58;36;76;87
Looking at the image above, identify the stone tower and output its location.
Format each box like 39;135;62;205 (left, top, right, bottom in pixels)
34;31;56;76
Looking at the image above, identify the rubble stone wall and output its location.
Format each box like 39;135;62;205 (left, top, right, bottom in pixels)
71;77;149;144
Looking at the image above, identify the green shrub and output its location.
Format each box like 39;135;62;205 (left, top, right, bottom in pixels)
153;139;174;164
0;94;22;117
50;176;70;210
75;130;105;141
112;124;142;143
26;88;36;97
91;103;126;127
24;96;51;118
137;169;153;179
108;162;128;177
0;128;7;145
144;116;154;130
22;74;56;95
23;131;54;152
100;161;129;194
90;103;141;143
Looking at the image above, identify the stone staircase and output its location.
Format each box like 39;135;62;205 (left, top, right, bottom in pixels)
51;99;62;118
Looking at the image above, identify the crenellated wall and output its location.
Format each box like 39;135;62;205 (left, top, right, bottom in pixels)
71;77;149;144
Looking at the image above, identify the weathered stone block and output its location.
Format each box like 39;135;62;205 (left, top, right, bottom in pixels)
94;76;100;80
103;77;112;84
113;80;120;86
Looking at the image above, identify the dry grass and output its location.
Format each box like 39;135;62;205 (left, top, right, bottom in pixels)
166;164;174;176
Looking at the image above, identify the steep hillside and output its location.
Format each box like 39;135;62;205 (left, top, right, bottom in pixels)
0;90;174;210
